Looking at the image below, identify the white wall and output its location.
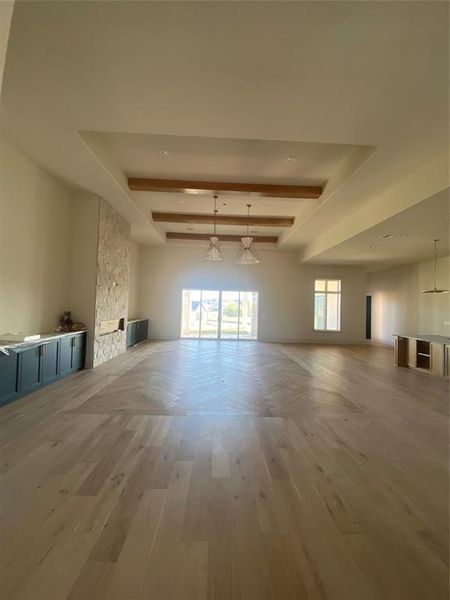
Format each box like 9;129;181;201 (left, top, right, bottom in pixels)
368;256;450;345
0;137;74;334
128;241;140;318
137;244;366;343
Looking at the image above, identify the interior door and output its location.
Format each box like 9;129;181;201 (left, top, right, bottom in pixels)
365;295;372;340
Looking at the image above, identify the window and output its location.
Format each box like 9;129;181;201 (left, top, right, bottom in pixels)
314;279;341;331
181;290;259;340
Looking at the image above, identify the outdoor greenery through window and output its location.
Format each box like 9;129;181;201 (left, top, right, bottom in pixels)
181;290;259;339
314;279;341;331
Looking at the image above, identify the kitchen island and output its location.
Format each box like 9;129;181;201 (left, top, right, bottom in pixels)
394;334;450;378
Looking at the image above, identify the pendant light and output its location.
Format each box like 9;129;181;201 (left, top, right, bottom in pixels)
235;204;260;265
205;194;223;262
421;239;448;294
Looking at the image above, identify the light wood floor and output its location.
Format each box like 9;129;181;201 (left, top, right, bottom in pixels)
0;340;448;600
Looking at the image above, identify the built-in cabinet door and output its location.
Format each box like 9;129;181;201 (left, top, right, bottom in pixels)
40;341;59;385
59;337;73;375
126;321;148;347
431;343;445;377
72;335;85;371
0;352;19;405
19;346;41;395
394;337;408;367
126;323;135;347
137;321;146;342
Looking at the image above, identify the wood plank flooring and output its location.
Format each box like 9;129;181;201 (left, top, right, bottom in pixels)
0;340;448;600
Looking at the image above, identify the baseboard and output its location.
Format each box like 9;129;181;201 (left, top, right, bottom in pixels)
149;335;367;345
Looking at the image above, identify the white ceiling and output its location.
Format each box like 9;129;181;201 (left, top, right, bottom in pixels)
84;132;356;184
309;190;450;270
81;131;364;239
1;1;448;263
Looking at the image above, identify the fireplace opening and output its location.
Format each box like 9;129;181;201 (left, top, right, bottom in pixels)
99;318;125;336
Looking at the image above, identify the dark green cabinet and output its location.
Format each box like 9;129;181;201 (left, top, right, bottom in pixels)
126;325;133;348
126;319;148;348
72;334;86;371
60;337;74;376
0;332;86;408
40;341;59;385
0;352;18;405
19;346;41;395
60;334;86;375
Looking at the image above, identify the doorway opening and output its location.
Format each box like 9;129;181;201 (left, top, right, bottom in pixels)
181;289;259;340
366;295;372;340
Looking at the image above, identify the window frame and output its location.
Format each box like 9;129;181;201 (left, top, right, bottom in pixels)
313;279;342;332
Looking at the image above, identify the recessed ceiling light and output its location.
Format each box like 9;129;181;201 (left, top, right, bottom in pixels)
160;150;170;157
286;157;296;162
378;233;408;240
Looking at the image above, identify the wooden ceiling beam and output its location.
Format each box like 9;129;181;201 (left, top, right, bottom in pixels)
129;177;322;199
166;232;278;243
152;212;294;227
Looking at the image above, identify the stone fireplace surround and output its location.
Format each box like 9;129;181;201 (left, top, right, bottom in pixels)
92;199;131;368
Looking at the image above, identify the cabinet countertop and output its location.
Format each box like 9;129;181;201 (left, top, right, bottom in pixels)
0;330;86;352
394;334;450;345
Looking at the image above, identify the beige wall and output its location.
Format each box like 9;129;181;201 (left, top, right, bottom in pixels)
0;137;74;334
136;244;367;343
0;138;136;366
0;1;14;97
69;192;100;366
128;241;140;319
368;256;450;345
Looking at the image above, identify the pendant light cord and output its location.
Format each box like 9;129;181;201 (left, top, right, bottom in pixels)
213;194;218;236
246;204;251;236
433;239;438;288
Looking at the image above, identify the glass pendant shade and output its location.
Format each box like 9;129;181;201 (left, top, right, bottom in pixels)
235;236;260;265
205;236;223;262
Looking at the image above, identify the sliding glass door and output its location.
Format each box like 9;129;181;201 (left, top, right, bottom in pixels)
238;291;259;339
220;291;240;339
181;290;258;340
200;290;220;338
